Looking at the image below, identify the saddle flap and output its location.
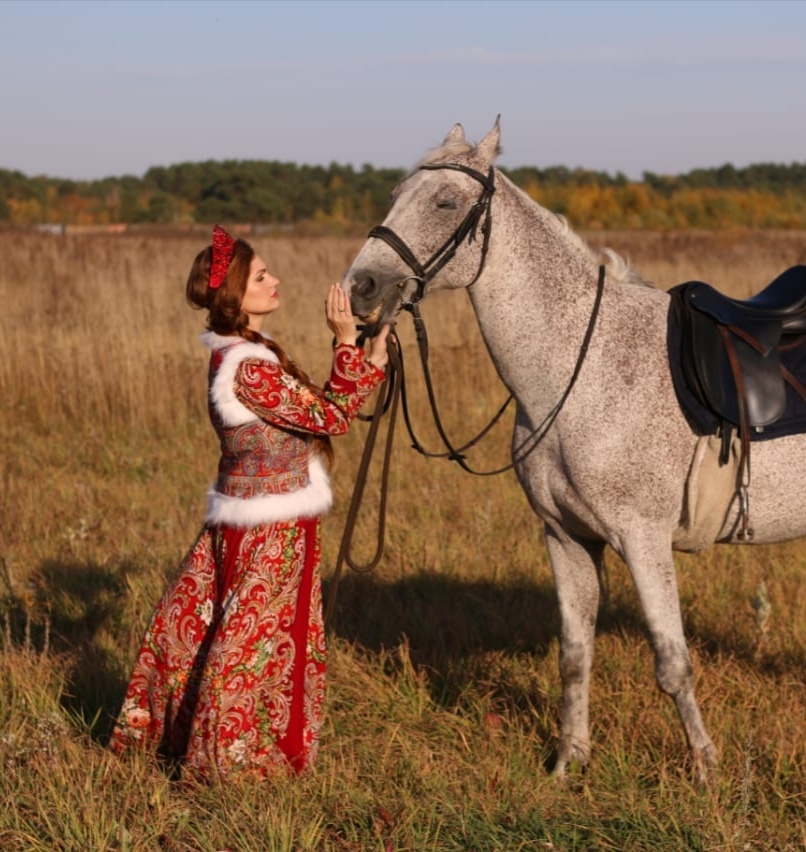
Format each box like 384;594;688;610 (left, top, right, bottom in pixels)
688;311;786;427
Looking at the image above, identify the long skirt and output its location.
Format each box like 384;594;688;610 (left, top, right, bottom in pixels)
108;517;327;778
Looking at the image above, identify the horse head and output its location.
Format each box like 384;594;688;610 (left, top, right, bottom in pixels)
344;117;502;326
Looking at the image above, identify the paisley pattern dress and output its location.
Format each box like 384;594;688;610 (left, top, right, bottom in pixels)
109;335;384;778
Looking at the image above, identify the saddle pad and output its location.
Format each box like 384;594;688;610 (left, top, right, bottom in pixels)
673;433;738;552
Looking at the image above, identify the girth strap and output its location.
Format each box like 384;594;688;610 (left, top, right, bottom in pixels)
717;325;753;540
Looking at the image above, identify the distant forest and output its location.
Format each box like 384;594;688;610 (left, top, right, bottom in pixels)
3;159;806;230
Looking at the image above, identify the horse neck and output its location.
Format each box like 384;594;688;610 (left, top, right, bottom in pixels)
467;176;607;405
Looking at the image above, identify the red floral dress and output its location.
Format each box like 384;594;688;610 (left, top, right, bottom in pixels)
109;335;384;779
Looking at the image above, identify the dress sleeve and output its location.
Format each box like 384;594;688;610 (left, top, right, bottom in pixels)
233;343;385;436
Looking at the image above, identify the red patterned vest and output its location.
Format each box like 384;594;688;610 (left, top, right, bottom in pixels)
202;332;333;528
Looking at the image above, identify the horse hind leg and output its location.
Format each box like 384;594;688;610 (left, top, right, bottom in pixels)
623;532;718;783
544;527;604;777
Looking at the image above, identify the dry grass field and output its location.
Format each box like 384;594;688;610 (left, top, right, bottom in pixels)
1;227;805;850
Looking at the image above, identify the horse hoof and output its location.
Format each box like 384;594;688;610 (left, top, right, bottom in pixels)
552;741;590;780
691;743;719;786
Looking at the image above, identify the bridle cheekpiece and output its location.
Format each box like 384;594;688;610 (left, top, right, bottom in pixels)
366;162;496;307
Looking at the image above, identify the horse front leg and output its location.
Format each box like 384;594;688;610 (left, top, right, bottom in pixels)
545;526;604;777
622;531;718;783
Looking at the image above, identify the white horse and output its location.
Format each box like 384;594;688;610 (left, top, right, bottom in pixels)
342;117;806;781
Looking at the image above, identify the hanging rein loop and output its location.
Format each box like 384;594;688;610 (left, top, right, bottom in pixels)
325;337;402;628
401;264;607;476
399;302;515;475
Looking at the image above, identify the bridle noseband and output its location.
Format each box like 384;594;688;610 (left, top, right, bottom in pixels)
366;162;496;304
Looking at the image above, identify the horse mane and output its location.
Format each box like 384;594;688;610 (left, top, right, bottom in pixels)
600;247;651;288
552;214;652;290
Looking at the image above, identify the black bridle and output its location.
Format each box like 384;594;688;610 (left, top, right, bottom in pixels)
366;162;496;304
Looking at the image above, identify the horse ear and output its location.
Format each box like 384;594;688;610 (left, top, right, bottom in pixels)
442;123;466;146
476;115;502;164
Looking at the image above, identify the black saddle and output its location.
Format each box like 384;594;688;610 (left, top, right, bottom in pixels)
673;265;806;430
669;264;806;540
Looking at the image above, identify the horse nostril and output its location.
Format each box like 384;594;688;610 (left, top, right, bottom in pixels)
358;276;378;300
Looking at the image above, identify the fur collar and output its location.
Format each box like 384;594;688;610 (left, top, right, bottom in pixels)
202;332;279;428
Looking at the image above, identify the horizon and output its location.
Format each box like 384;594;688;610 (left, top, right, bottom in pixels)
5;152;806;186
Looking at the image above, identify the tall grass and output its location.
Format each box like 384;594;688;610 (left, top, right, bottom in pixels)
1;229;805;850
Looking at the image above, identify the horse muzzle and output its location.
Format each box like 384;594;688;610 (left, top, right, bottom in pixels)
348;273;421;325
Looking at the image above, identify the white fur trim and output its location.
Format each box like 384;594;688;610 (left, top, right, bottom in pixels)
205;455;332;528
201;331;279;428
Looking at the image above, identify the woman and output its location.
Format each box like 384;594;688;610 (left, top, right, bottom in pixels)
109;225;389;779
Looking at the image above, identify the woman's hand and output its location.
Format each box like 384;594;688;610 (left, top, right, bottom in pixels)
366;325;392;371
326;282;358;345
326;281;390;370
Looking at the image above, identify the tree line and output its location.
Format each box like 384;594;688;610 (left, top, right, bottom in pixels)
2;158;806;230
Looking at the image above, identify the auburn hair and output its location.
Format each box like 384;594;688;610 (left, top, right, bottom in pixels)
186;237;333;464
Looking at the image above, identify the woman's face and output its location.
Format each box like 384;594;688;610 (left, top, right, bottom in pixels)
241;254;280;330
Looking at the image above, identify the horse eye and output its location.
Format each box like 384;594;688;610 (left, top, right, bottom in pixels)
436;199;458;211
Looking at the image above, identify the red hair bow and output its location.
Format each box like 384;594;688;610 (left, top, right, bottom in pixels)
209;224;236;289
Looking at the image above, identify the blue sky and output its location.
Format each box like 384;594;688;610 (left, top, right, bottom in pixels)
1;0;804;180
